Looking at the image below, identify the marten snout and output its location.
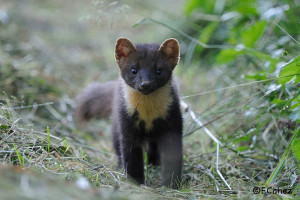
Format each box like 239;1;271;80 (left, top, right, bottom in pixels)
140;81;151;89
138;80;153;95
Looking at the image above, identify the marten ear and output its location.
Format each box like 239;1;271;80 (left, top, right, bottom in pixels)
115;38;137;62
159;38;180;68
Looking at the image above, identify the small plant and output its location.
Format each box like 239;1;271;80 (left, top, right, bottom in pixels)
144;152;149;181
13;144;24;167
47;126;50;153
61;138;71;154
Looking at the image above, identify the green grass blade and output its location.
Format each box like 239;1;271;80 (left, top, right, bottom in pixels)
47;126;50;153
144;152;149;181
13;143;24;167
266;126;300;185
292;181;300;196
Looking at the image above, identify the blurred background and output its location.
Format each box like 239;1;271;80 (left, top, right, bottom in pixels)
0;0;299;199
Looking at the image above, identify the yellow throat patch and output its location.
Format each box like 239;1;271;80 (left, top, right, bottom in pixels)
122;81;173;131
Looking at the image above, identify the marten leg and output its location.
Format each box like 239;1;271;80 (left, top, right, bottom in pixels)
147;142;160;166
121;140;144;184
158;132;182;189
112;128;121;168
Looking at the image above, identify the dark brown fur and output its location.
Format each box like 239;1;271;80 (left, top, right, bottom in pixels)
76;38;183;189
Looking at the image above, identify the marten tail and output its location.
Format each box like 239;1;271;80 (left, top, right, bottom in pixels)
75;81;116;122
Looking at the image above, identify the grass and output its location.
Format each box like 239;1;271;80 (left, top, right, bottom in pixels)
266;127;300;186
0;0;299;199
13;143;25;167
47;126;50;153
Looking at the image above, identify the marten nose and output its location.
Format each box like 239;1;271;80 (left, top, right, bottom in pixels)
140;81;151;90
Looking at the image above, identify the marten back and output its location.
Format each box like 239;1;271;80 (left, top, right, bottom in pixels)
75;81;116;122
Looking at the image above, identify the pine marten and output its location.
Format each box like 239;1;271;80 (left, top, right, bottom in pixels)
76;38;183;189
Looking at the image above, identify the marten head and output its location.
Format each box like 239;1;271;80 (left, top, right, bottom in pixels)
115;38;180;95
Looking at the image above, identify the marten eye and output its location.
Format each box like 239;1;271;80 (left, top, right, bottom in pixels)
155;69;161;75
131;68;137;74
